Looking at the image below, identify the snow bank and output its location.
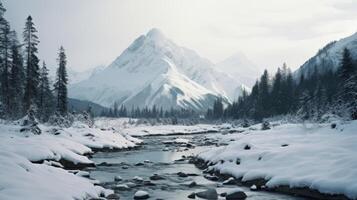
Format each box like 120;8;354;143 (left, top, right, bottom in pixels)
95;118;237;137
0;151;109;200
198;121;357;199
0;120;141;200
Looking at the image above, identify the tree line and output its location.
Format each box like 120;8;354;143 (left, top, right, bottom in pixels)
207;49;357;121
100;102;199;119
0;2;68;121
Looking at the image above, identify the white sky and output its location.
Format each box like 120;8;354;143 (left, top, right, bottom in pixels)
3;0;357;72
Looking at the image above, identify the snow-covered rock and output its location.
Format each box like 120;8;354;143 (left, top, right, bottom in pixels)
70;28;247;110
134;190;150;199
195;188;218;199
225;189;247;200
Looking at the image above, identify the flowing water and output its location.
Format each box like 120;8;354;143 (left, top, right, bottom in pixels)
87;133;306;200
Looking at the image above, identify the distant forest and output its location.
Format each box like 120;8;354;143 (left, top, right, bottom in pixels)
207;49;357;121
101;48;357;122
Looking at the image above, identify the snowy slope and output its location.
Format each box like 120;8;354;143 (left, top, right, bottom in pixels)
69;28;245;110
0;120;141;200
198;120;357;199
294;32;357;79
216;52;261;87
68;65;105;84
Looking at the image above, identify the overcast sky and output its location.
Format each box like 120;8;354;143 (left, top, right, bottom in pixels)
3;0;357;72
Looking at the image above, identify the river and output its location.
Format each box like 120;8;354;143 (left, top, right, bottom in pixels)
87;133;306;200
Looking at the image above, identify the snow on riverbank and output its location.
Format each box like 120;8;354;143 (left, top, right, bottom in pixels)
0;120;142;200
198;121;357;199
95;117;229;136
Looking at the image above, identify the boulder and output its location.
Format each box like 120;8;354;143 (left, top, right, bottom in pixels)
225;189;247;200
114;184;130;191
133;176;143;182
196;188;218;200
188;192;196;199
250;184;258;191
126;182;136;188
135;162;144;166
188;181;197;188
261;121;271;130
114;175;122;181
150;174;165;180
177;172;188;177
106;193;120;200
133;190;150;199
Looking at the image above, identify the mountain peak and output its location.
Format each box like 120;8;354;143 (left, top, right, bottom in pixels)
146;28;165;41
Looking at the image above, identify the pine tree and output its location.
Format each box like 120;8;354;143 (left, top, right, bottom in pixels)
257;69;270;118
0;20;12;116
337;48;357;119
38;61;54;121
299;90;312;120
54;46;68;115
212;98;223;119
23;15;40;112
0;2;13;117
271;68;283;115
8;33;25;118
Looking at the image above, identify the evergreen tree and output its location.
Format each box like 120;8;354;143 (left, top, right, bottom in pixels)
212;98;224;119
23;15;40;112
38;61;54;121
8;33;25;118
337;48;357;119
0;20;12;116
271;68;283;114
54;46;68;115
257;69;270;118
299;90;312;120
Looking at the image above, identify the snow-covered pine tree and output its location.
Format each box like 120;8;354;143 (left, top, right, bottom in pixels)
271;68;283;115
9;32;25;119
257;69;270;118
54;46;68;115
38;61;54;121
23;15;40;113
298;90;313;120
0;6;13;117
212;98;223;119
337;48;357;119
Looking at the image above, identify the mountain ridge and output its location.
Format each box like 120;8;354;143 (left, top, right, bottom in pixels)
69;28;244;110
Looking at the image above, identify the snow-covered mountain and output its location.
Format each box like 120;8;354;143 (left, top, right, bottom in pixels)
69;28;246;110
215;52;261;87
294;32;357;79
68;65;105;84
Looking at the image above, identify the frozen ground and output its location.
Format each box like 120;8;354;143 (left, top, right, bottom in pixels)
198;120;357;199
0;119;141;200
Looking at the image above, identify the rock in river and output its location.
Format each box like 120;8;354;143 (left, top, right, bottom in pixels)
150;174;165;180
114;175;122;181
188;192;196;199
225;189;247;200
106;193;120;200
196;188;218;199
134;190;150;199
177;172;188;177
